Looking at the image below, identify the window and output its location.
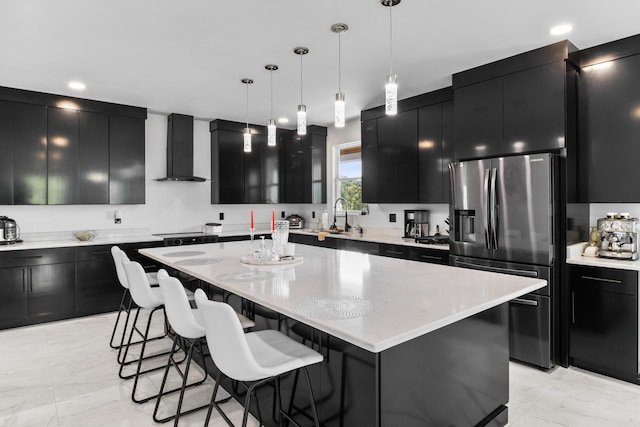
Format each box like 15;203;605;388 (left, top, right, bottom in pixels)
335;142;367;211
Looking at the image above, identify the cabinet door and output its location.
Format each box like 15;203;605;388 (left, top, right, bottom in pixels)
78;111;109;203
582;54;640;202
75;248;120;315
0;101;14;204
309;133;326;204
361;119;378;203
377;110;418;203
441;100;454;203
216;130;245;203
418;104;443;203
504;63;565;154
109;115;145;204
454;78;503;160
0;267;29;329
245;134;264;204
282;134;305;203
14;103;47;205
569;266;638;380
410;247;449;265
28;263;76;321
379;243;410;259
47;107;79;204
263;132;281;204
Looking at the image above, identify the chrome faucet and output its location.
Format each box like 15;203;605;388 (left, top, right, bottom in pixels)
331;197;351;232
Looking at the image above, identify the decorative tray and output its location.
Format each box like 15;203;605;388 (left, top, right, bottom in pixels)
240;255;303;266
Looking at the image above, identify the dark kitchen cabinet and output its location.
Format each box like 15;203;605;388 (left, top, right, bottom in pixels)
410;246;449;265
0;101;14;205
213;129;245;204
78;111;110;203
0;248;76;330
282;127;327;204
110;115;146;204
569;265;639;383
47;107;80;204
377;110;418;202
14;103;47;205
418;101;453;203
361;119;378;203
75;245;121;316
576;48;640;202
453;41;575;160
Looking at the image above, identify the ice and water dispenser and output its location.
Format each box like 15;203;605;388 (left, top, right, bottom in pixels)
454;209;476;243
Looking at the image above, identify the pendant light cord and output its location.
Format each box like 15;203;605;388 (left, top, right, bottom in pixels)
338;31;342;92
270;69;274;118
389;4;393;75
300;54;304;104
246;82;249;129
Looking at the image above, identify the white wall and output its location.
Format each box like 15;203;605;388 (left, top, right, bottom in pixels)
2;113;325;235
326;118;450;237
589;204;640;226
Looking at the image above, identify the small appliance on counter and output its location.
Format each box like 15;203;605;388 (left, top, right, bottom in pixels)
285;214;305;229
0;216;21;245
204;223;223;234
596;213;639;260
404;210;429;238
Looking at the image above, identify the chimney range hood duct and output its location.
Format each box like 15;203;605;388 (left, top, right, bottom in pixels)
156;113;207;182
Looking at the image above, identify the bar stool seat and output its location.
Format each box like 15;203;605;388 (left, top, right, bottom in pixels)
195;289;323;427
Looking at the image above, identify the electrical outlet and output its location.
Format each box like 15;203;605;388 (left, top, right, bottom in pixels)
219;212;224;221
281;211;285;218
312;211;316;218
389;213;397;223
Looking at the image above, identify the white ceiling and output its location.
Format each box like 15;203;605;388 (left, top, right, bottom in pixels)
2;1;640;128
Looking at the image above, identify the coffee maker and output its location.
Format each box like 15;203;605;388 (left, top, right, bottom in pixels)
597;213;639;260
404;210;429;238
0;216;20;244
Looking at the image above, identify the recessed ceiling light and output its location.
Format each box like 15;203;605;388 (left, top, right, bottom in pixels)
68;81;86;90
550;24;572;36
278;117;289;124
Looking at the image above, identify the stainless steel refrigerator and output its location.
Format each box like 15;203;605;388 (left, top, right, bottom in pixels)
449;153;559;369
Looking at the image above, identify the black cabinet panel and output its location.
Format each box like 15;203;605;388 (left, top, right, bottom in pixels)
0;101;14;204
109;115;145;204
504;63;566;154
28;263;76;319
309;133;326;204
569;265;639;383
361;119;378;203
215;130;245;203
581;54;640;202
47;107;79;204
76;256;120;315
454;78;503;160
263;136;280;204
410;247;449;265
343;240;378;255
13;103;47;205
283;134;305;203
0;267;28;329
78;111;109;203
378;243;410;259
418;104;443;203
441;100;454;202
377;110;418;202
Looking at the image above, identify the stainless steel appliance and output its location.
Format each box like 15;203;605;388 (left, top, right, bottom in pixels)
0;216;21;244
285;214;304;229
597;214;639;260
449;153;560;369
404;209;429;238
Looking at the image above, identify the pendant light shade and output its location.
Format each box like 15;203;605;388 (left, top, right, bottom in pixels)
382;0;400;116
241;78;253;153
331;23;349;128
294;47;309;135
265;64;278;146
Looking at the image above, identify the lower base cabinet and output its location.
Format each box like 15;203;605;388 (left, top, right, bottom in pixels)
569;265;639;384
75;245;122;316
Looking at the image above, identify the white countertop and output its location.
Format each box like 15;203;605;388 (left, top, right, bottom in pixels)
0;229;162;252
290;229;450;251
140;241;544;353
567;242;640;271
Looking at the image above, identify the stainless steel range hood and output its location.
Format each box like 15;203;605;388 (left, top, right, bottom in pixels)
156;113;207;182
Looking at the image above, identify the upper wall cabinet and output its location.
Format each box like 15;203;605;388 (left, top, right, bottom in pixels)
361;88;453;204
571;34;640;202
453;40;577;160
0;86;147;205
210;120;326;205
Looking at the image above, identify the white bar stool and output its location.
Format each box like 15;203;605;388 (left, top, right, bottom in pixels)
194;289;323;427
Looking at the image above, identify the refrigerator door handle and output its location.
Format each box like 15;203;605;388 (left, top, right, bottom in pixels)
484;168;491;249
490;167;498;250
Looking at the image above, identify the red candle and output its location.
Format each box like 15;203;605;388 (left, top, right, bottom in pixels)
250;209;254;229
271;209;275;232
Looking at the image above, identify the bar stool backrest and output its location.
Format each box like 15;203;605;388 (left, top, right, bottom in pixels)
158;273;205;339
111;246;130;289
194;289;266;381
123;260;163;310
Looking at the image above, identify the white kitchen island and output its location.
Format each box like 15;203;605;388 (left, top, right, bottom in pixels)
140;241;545;427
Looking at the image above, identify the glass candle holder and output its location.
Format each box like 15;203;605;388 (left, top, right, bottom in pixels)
271;220;290;259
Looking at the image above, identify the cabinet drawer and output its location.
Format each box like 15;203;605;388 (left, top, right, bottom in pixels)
76;245;114;262
0;247;75;268
344;240;379;255
410;247;450;265
569;265;637;296
378;244;410;259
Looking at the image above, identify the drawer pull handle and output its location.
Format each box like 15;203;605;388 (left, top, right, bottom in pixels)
510;298;538;306
385;250;404;255
420;255;443;260
89;251;111;255
581;275;622;284
14;255;43;259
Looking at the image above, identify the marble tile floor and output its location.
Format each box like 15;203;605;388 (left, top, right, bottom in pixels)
1;313;639;427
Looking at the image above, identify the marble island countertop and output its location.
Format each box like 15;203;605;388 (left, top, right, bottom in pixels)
290;228;450;251
567;242;640;271
140;241;544;353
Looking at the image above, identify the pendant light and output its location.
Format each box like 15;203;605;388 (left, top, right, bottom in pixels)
294;47;309;135
331;23;348;128
382;0;400;116
241;78;253;153
265;64;278;146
